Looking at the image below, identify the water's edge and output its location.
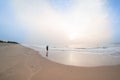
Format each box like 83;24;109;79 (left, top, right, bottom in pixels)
21;44;120;67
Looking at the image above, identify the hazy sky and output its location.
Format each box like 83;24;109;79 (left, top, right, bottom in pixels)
0;0;120;47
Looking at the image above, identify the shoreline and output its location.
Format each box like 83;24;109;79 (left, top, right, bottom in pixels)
21;43;120;67
0;43;120;80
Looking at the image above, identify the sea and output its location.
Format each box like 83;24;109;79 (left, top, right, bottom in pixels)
22;43;120;67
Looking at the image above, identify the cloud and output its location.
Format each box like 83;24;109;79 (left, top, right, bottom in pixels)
11;0;112;47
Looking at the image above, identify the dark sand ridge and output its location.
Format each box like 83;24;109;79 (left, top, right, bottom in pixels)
0;43;120;80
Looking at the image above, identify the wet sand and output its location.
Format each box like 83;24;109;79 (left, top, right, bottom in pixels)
0;43;120;80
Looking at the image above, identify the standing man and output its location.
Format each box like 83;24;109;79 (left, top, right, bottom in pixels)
46;45;49;57
46;45;49;51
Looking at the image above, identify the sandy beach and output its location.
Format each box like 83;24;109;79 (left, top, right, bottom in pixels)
0;43;120;80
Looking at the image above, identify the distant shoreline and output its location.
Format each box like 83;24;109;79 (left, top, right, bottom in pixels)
0;40;19;44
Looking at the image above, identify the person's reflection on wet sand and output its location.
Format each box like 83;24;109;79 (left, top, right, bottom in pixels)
46;51;48;57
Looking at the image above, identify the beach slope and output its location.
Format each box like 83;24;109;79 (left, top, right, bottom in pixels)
0;43;120;80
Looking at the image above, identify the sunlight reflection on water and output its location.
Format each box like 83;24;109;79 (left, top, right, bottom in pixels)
37;48;120;67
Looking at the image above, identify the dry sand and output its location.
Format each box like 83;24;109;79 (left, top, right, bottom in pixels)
0;43;120;80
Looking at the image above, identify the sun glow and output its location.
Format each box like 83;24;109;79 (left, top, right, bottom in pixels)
12;0;112;47
69;32;78;40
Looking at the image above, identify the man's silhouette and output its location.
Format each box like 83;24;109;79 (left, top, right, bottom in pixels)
46;45;49;57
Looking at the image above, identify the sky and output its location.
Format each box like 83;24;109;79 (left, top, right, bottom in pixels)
0;0;120;47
